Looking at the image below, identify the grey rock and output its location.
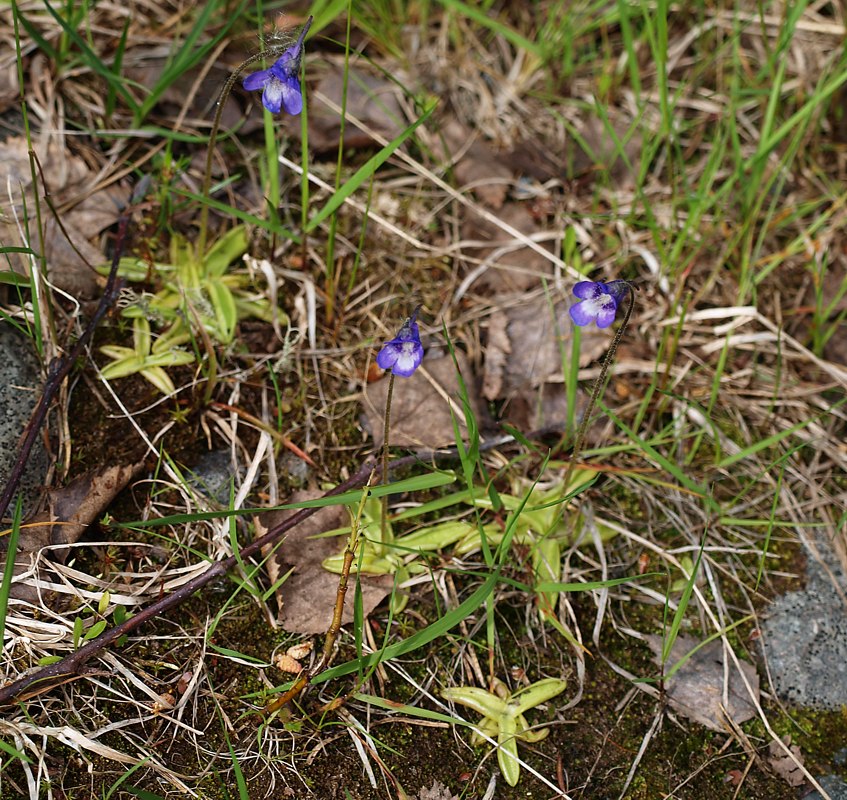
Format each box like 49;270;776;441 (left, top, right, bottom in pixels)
761;551;847;709
806;774;847;800
186;449;239;506
0;323;47;518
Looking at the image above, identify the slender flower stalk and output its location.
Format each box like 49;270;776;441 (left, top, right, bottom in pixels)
375;307;423;550
563;280;635;493
264;308;424;714
197;16;312;255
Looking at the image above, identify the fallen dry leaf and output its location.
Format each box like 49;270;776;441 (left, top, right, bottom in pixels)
305;62;405;153
481;310;510;400
438;120;513;210
363;351;483;450
565;111;644;188
0;135;126;298
645;634;760;732
256;491;393;634
767;736;805;787
124;57;243;132
481;296;607;431
460;203;553;294
7;462;144;602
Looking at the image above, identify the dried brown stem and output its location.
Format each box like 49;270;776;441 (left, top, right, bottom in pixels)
265;477;374;714
0;427;555;706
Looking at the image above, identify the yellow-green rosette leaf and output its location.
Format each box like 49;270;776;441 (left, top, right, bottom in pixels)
145;350;195;368
512;678;567;715
100;350;144;380
497;713;521;787
204;225;249;277
234;297;279;324
206;280;237;343
151;322;192;354
133;317;151;356
322;552;396;575
395;521;477;553
139;367;176;395
389;565;410;615
441;687;509;719
516;713;550;744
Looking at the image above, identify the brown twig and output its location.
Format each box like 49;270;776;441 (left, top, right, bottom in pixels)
0;427;557;706
264;474;376;715
0;456;377;706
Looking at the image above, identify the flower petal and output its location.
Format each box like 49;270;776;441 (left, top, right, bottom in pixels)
271;49;298;81
569;301;596;327
243;68;271;91
280;78;303;115
376;343;400;370
389;342;423;377
262;79;284;113
377;309;425;376
605;280;629;304
594;298;618;328
573;281;604;300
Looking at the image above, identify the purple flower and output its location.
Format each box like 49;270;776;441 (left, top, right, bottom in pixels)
569;280;629;328
243;17;312;115
376;308;424;378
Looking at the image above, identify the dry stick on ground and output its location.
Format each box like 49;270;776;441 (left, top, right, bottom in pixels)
0;430;553;706
0;456;376;705
264;473;377;715
0;204;133;522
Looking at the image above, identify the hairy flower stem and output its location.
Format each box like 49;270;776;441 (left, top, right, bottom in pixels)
380;372;396;545
562;283;636;496
265;476;375;715
197;49;285;255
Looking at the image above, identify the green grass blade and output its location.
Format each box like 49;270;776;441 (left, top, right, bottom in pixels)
40;0;139;113
0;498;23;648
136;0;247;123
117;470;456;528
600;401;719;513
661;536;705;665
436;0;541;56
313;564;503;684
306;102;436;232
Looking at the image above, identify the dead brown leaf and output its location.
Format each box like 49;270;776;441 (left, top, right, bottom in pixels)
7;462;144;602
0;136;125;298
305;62;405;153
363;351;483;450
438;120;513;209
460;203;552;294
481;296;607;430
566;112;643;188
124;57;243;132
767;736;805;788
256;491;394;635
645;634;760;732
